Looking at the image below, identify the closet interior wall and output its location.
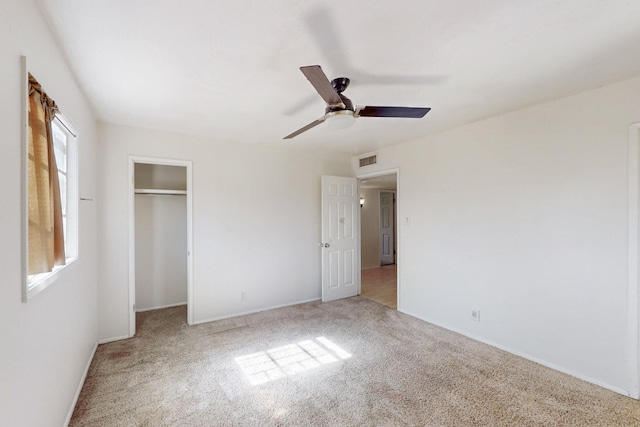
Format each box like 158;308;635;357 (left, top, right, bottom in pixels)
134;163;188;311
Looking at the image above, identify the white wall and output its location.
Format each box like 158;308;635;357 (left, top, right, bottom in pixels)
97;123;352;339
135;162;187;191
135;194;188;311
354;76;640;395
0;1;99;425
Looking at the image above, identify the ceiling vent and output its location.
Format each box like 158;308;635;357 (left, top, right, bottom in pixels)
359;154;377;167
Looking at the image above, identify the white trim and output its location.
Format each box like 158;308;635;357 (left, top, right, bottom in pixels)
128;159;136;336
401;308;632;397
192;298;321;325
104;298;322;337
52;115;79;260
357;168;401;310
64;341;98;427
20;56;28;302
98;335;130;345
128;156;194;339
628;123;640;399
136;302;187;312
26;257;78;300
53;112;78;137
357;180;362;296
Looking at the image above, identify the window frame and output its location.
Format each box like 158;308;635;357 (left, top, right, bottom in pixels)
21;57;79;302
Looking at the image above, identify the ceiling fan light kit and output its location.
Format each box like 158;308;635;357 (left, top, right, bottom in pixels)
284;65;431;139
323;110;355;131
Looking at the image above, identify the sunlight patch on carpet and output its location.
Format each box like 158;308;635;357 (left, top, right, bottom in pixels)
235;337;352;385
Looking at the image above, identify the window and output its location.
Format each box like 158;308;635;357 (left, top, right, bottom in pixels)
50;117;78;260
22;72;78;301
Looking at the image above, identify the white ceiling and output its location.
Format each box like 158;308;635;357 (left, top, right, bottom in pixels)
360;174;397;191
38;0;640;155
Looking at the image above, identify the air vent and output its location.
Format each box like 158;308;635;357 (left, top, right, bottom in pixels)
359;155;377;167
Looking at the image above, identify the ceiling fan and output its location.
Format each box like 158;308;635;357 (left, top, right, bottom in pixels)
284;65;431;139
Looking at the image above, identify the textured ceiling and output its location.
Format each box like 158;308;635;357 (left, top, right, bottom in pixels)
38;0;640;154
360;174;397;191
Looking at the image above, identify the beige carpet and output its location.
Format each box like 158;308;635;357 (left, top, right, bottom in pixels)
71;298;640;426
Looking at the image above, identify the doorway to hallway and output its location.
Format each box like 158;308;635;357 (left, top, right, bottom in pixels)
359;172;398;309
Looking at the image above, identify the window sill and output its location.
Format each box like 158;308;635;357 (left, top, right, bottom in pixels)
23;257;78;302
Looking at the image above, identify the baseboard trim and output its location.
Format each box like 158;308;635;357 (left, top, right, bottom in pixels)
136;301;187;312
193;297;321;325
64;341;98;427
98;335;130;344
97;299;323;342
400;308;633;399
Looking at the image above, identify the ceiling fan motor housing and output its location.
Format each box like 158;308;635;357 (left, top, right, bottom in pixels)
325;77;354;113
331;77;350;93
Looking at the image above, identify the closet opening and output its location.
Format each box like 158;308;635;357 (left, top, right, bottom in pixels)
128;157;193;337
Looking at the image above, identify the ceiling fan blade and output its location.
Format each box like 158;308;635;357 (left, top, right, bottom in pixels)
357;106;431;118
283;117;325;139
300;65;344;107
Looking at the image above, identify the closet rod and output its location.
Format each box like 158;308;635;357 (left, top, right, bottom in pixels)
134;189;187;196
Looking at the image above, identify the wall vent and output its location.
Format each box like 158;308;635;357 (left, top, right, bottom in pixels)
359;154;377;167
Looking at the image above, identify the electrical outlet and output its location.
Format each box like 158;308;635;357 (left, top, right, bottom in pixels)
241;291;246;301
471;309;480;322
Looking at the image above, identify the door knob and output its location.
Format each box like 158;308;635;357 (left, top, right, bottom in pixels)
319;243;330;248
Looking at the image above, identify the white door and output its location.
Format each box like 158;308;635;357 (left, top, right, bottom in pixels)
321;176;359;302
380;191;395;265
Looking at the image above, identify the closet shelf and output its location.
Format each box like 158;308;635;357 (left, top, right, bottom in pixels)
134;189;187;195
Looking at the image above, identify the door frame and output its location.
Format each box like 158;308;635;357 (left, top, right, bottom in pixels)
128;156;194;337
357;168;401;309
628;123;640;398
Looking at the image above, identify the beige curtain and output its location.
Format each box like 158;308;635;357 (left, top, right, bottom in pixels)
27;74;65;275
